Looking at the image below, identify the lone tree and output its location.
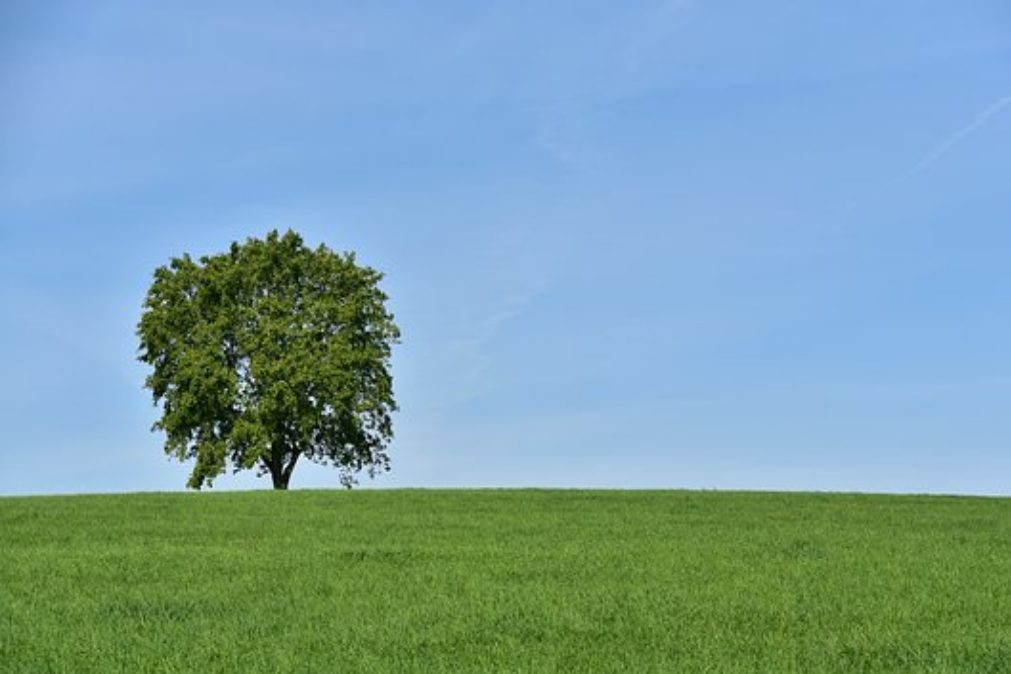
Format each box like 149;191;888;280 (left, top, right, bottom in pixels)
137;230;399;490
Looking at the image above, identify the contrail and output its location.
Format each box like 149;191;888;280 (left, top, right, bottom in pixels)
899;92;1011;181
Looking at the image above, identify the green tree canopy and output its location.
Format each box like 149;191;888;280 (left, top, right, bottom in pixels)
137;230;399;490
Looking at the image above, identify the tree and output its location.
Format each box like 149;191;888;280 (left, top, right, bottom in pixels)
137;230;400;490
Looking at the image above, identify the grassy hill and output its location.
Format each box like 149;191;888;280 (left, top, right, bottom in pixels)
2;489;1010;672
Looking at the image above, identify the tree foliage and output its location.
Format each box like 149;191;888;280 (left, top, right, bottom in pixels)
137;230;399;489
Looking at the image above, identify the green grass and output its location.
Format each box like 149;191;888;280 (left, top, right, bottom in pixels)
2;489;1011;672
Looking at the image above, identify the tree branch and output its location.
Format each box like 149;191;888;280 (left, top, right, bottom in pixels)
282;452;300;482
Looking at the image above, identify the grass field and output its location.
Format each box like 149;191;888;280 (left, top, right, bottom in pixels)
2;489;1010;673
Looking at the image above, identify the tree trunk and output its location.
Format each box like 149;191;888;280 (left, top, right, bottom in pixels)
270;470;290;490
267;452;298;490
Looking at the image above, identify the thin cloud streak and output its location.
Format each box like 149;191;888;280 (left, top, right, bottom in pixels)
899;92;1011;181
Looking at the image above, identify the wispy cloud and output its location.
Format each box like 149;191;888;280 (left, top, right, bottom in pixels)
899;92;1011;181
532;99;604;173
531;0;696;172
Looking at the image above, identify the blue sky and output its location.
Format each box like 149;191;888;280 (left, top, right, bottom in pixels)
2;1;1010;495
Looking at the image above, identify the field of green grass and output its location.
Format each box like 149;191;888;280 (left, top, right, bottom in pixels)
2;489;1010;672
